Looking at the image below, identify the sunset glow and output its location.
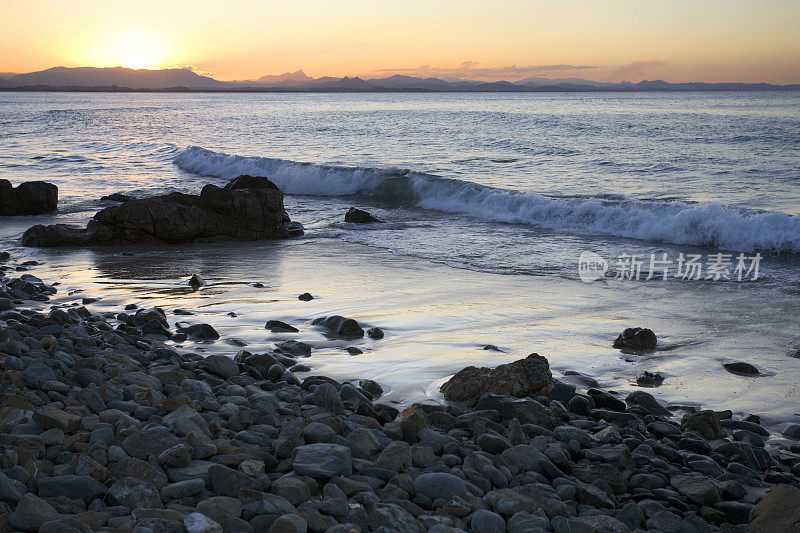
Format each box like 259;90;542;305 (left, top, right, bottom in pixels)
2;0;799;82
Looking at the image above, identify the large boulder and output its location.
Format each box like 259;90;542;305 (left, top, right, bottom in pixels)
748;484;800;532
440;353;554;406
21;175;303;246
0;179;58;215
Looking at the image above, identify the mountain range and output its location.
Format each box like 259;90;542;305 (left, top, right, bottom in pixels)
1;66;798;92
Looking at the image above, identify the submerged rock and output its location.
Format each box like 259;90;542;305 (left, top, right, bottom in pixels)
439;353;554;405
0;179;58;216
723;362;760;376
265;320;299;333
344;207;383;223
21;175;303;246
312;315;365;338
636;371;664;387
613;327;657;351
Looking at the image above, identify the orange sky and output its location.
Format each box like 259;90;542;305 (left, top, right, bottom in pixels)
2;0;799;83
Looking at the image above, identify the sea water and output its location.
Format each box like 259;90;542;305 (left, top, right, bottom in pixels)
1;91;799;431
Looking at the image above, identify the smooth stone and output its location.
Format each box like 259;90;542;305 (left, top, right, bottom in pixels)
293;443;352;479
414;472;467;501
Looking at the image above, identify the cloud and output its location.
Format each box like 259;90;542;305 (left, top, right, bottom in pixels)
160;64;216;78
371;61;597;81
610;59;668;81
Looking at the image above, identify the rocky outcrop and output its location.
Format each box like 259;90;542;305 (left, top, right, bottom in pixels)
439;353;554;405
344;207;383;223
0;179;58;215
20;175;302;247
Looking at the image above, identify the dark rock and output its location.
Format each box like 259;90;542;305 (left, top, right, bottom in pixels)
9;493;59;532
188;273;206;288
783;423;800;440
265;320;299;333
202;354;240;379
587;388;627;412
298;292;314;301
344;207;383;223
440;353;554;406
275;340;312;357
0;179;58;216
346;347;363;355
36;475;106;503
414;472;467;501
723;362;760;376
208;465;261;497
681;410;726;440
359;379;383;398
107;477;162;509
613;327;657;351
177;323;219;340
312;315;365;338
21;175;302;246
626;390;671;416
100;192;135;202
367;327;384;339
636;371;664;387
293;443;352;478
122;426;184;459
748;484;800;532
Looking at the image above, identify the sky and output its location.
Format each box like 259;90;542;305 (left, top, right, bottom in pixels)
2;0;799;83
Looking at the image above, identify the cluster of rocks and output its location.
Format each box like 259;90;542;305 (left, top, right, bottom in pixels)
20;176;303;247
0;180;58;216
1;267;799;532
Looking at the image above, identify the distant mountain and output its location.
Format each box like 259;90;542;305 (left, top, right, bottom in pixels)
254;69;312;84
0;72;18;79
5;66;224;89
2;66;798;92
515;76;621;87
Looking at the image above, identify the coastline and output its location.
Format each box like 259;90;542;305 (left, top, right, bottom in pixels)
1;250;799;532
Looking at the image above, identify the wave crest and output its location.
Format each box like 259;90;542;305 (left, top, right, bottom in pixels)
174;146;800;253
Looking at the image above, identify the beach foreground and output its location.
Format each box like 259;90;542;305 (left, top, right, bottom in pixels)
1;254;799;533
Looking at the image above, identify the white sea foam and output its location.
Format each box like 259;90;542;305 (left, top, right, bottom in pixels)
174;146;800;253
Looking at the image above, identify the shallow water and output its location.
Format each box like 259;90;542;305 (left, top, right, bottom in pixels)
1;91;799;432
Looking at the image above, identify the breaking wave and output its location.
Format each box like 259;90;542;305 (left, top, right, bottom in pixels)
174;146;800;253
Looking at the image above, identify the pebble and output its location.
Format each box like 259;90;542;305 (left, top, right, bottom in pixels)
0;270;795;533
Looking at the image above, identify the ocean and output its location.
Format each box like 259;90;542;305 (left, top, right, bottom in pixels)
1;91;799;431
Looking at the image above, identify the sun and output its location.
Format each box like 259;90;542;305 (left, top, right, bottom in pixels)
111;30;169;70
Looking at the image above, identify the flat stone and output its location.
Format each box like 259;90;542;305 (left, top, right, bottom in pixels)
670;474;720;506
36;475;107;503
122;425;184;459
293;443;352;478
414;472;468;501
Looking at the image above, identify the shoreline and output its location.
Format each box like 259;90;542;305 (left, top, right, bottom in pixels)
1;251;799;532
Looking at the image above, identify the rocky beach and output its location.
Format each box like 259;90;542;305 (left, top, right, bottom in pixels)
1;91;800;533
1;241;800;532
